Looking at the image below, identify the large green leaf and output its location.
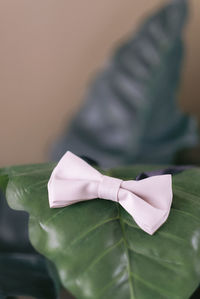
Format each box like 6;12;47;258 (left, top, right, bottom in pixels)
1;164;200;298
52;0;198;167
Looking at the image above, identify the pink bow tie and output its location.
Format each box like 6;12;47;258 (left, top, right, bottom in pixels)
48;151;172;235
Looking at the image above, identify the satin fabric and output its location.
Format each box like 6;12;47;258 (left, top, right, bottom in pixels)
48;151;173;235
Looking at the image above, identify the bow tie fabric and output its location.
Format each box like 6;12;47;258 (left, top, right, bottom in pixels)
48;151;173;235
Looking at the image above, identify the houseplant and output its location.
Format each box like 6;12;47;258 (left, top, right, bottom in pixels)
1;163;200;298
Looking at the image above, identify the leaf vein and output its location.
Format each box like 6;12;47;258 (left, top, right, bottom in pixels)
96;268;127;298
129;272;180;298
69;216;119;248
118;205;136;299
82;238;123;275
128;246;183;268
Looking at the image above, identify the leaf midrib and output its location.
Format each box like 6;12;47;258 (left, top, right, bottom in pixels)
118;204;136;299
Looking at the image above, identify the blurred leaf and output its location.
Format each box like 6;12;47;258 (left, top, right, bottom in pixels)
0;253;59;299
2;163;200;298
0;164;60;299
52;0;198;167
0;170;8;194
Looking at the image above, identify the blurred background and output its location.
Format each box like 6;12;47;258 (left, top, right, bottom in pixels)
0;0;200;167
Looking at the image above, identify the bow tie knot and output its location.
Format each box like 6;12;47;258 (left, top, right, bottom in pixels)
98;175;122;202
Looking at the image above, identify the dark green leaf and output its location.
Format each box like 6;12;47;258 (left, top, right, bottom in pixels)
0;252;59;299
2;163;200;298
52;0;198;168
0;164;60;298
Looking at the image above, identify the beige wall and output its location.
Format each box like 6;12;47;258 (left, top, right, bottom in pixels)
0;0;199;167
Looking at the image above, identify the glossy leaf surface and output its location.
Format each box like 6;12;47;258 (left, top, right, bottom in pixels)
2;163;200;298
